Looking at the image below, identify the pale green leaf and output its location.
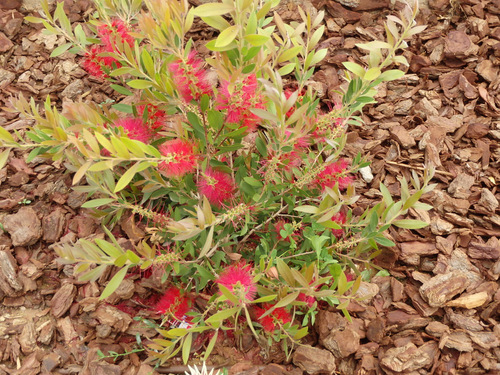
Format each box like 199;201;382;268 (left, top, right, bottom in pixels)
392;219;428;229
100;266;129;300
192;3;234;17
215;25;239;48
81;198;116;208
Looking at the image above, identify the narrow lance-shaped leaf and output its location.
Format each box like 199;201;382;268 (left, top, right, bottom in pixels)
100;266;129;300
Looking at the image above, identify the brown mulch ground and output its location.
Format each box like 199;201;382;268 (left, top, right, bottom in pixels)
0;0;499;374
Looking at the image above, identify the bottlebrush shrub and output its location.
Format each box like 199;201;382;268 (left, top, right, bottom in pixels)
0;0;432;366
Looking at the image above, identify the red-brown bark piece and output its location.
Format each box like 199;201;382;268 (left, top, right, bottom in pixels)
419;271;470;307
292;345;336;374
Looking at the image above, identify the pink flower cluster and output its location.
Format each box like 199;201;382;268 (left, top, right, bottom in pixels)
98;19;134;52
169;51;212;102
198;168;236;207
114;117;154;144
158;139;198;178
137;104;167;132
216;262;256;305
254;304;292;332
82;19;133;79
216;74;266;133
155;286;191;320
331;211;347;239
314;159;353;191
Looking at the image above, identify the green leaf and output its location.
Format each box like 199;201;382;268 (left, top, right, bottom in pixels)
320;220;342;229
215;25;239;48
379;182;393;206
73;160;92;185
201;15;231;31
126;249;141;264
294;205;318;214
244;34;269;46
192;3;234;17
203;330;218;360
278;62;296;76
100;266;129;300
24;16;45;23
274;292;299;308
205;306;239;326
402;190;423;211
277;46;302;63
243;177;263;187
74;24;87;44
81;198;116;208
127;79;153;89
50;43;72;57
198;225;214;259
114;162;150;193
363;67;381;81
276;258;295;286
112;103;134;114
252;294;277;303
0;127;14;143
343;62;365;77
309;48;327;66
110;84;133;96
182;332;192;364
255;136;268;157
392;219;428;229
218;284;240;305
377;69;405;82
95;238;124;259
0;149;10;170
141;49;155;77
374;236;395;247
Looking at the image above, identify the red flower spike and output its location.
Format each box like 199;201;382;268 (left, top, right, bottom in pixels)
82;45;119;79
97;19;134;52
169;51;212;102
156;286;191;320
314;159;353;192
158;139;198;178
137;104;167;132
216;74;266;133
254;303;292;332
114;117;154;143
297;293;316;308
216;262;256;305
197;168;236;207
331;211;347;239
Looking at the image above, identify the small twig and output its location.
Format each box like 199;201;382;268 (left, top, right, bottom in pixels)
386;161;454;177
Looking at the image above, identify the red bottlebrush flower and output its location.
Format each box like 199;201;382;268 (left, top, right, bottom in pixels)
216;262;257;305
114;117;154;143
197;168;236;207
314;159;353;191
169;51;212;102
285;130;310;149
254;303;292;332
331;211;347;239
158;139;198;178
297;293;316;308
82;45;119;79
216;74;266;133
156;286;191;320
97;18;134;52
137;104;167;132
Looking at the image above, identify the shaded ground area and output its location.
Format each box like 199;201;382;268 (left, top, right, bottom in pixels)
0;0;499;374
